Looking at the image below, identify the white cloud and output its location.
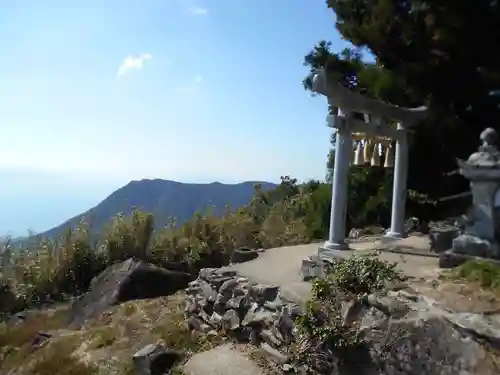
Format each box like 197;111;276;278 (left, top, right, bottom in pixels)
117;53;153;77
186;6;208;16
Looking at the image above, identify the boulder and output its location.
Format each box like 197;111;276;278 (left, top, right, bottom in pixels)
362;309;500;375
30;331;52;349
231;248;259;264
0;282;16;315
68;258;194;328
338;291;500;375
348;228;366;239
183;343;265;375
429;226;460;253
132;343;181;375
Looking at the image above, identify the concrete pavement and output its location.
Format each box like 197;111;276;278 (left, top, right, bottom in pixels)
230;236;441;303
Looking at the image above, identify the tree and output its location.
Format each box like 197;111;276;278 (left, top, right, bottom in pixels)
303;42;411;181
304;1;500;217
324;0;500;198
303;43;396;227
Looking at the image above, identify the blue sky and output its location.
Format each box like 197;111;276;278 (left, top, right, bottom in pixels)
0;0;350;235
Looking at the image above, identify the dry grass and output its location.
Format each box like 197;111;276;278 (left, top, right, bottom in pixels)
447;260;500;290
0;292;225;375
89;327;116;349
0;305;94;375
247;346;283;374
410;261;500;314
30;339;97;375
0;306;69;348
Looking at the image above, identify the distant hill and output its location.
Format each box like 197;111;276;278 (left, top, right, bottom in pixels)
37;179;277;240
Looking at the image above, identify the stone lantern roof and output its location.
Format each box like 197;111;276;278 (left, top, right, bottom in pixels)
457;128;500;179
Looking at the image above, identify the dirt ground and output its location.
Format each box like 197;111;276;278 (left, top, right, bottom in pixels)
0;292;226;375
411;276;500;315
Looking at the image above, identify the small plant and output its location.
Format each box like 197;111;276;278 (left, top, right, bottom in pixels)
293;296;366;373
292;252;405;373
327;251;406;296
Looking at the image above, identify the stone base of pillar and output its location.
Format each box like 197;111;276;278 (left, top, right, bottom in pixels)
318;240;350;261
382;232;406;243
321;240;350;250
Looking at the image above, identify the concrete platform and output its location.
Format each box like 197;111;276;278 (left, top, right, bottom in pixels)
230;236;440;304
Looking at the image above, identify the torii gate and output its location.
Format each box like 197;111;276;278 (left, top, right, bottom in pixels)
311;69;428;259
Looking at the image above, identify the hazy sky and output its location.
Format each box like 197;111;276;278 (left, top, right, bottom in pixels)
0;0;349;235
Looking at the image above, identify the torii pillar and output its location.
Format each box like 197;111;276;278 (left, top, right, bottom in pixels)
311;69;428;260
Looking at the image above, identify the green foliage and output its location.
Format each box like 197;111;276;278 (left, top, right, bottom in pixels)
325;252;406;296
302;42;405;227
326;0;500;121
303;183;332;239
292;252;406;372
347;167;392;228
302;1;500;219
293;298;365;373
102;210;154;263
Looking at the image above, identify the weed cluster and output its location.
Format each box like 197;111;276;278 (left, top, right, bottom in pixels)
292;252;405;373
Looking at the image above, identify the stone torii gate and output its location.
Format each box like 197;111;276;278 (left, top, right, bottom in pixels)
311;69;428;259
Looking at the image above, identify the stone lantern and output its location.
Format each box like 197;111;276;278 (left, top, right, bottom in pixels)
442;128;500;265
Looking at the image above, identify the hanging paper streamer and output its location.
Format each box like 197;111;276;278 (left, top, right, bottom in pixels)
384;142;394;168
363;139;373;164
370;142;381;167
350;133;394;168
354;141;365;166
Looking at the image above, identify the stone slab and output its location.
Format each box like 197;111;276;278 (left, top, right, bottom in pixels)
183;344;265;375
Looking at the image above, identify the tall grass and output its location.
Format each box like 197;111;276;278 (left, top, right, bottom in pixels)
0;181;319;315
0;174;428;315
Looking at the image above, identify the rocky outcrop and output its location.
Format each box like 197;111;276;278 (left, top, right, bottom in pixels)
231;247;262;264
69;258;194;329
0;282;16;316
185;268;500;374
132;343;181;375
355;290;500;375
183;343;266;375
429;226;460;253
184;268;300;352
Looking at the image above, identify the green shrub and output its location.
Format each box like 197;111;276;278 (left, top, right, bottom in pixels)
101;209;154;263
304;183;331;239
326;251;406;296
292;252;405;373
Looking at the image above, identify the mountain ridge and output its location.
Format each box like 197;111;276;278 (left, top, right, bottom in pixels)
36;179;277;240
